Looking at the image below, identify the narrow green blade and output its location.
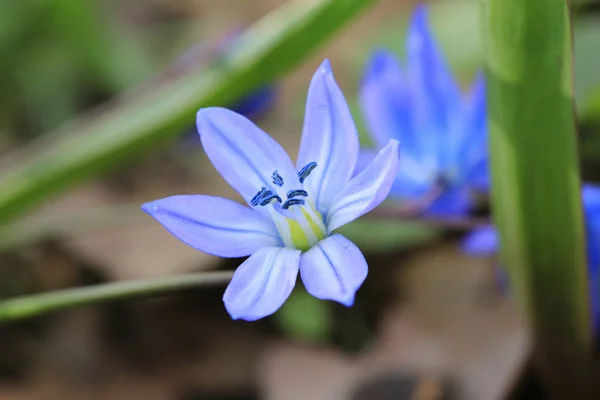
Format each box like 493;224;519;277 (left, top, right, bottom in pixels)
481;0;592;395
0;271;233;323
0;0;375;222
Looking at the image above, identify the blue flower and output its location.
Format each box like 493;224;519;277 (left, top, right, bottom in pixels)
358;5;487;216
463;185;600;325
229;84;277;120
461;225;498;256
142;60;400;321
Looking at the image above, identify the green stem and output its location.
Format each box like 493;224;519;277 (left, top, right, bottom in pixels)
481;0;592;396
0;271;233;323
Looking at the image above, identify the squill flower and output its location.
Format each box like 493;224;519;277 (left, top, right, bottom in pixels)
463;185;600;325
142;60;399;321
359;5;487;216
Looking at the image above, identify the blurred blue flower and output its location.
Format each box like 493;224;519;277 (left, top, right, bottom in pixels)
142;60;400;321
229;84;277;119
359;5;487;216
463;185;600;325
461;225;498;256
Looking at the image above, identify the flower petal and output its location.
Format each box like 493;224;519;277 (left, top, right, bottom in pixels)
296;59;360;214
583;185;600;212
359;50;416;152
391;153;436;198
300;234;367;306
461;226;499;256
230;84;278;119
464;159;490;192
223;246;300;321
197;107;296;206
326;140;399;232
426;187;473;216
457;73;489;190
406;5;460;154
142;195;280;257
584;187;600;327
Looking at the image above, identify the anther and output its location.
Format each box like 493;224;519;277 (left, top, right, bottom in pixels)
298;162;317;183
260;194;282;206
282;198;305;209
286;189;308;199
251;187;269;206
272;170;284;187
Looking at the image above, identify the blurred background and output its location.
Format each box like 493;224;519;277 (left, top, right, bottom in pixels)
0;0;599;399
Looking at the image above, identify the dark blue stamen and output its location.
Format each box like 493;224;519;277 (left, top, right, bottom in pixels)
287;189;308;199
282;198;305;209
272;170;284;187
259;194;282;206
251;187;269;206
298;162;317;183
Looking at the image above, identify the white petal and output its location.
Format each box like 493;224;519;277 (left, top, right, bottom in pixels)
296;59;360;214
223;247;301;321
197;107;296;207
300;234;367;306
326;140;399;232
142;195;281;257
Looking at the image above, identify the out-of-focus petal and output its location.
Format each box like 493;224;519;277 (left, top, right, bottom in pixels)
142;195;280;257
586;216;600;328
457;73;489;190
464;158;490;192
584;185;600;327
461;225;499;256
583;185;600;212
299;234;368;306
223;246;301;321
406;5;460;156
359;50;416;152
327;140;399;232
197;107;296;206
296;59;359;214
427;187;473;216
392;153;436;198
230;85;278;119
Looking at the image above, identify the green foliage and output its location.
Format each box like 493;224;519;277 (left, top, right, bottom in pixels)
275;288;332;343
0;0;376;224
481;0;592;395
0;271;234;323
0;0;153;137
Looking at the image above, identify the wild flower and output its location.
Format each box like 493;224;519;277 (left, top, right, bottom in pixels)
143;60;399;321
359;5;487;215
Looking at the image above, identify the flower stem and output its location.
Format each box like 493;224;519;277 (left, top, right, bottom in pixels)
482;0;592;395
0;271;233;324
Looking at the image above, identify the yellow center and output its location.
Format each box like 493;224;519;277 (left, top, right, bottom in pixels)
285;208;326;251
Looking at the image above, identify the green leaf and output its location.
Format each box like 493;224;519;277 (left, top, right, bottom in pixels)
0;0;377;223
481;0;591;395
